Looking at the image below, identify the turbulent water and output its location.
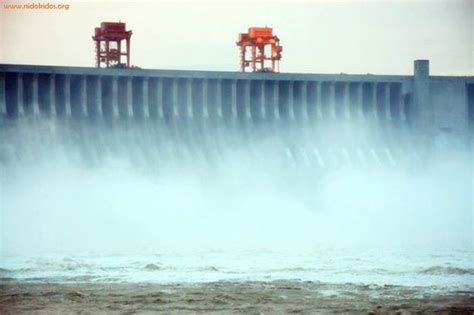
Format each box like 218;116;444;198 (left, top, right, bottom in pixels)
0;118;472;294
1;249;473;291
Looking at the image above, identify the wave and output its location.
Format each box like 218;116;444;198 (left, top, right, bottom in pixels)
144;263;161;271
266;267;317;273
20;258;95;271
419;266;474;276
197;266;219;272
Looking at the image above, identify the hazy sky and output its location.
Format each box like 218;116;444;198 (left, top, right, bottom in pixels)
0;0;472;75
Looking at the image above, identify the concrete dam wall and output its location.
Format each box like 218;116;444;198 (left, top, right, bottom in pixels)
0;60;472;169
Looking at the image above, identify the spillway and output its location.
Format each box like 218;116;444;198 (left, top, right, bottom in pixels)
0;60;473;170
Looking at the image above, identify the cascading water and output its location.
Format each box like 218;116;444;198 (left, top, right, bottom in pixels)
1;113;472;291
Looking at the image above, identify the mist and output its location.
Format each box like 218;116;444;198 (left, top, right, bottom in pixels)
1;119;472;256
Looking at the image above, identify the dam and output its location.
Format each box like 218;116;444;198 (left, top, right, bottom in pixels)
0;60;473;169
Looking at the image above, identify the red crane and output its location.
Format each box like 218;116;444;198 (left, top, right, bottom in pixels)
92;22;132;68
236;27;283;73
